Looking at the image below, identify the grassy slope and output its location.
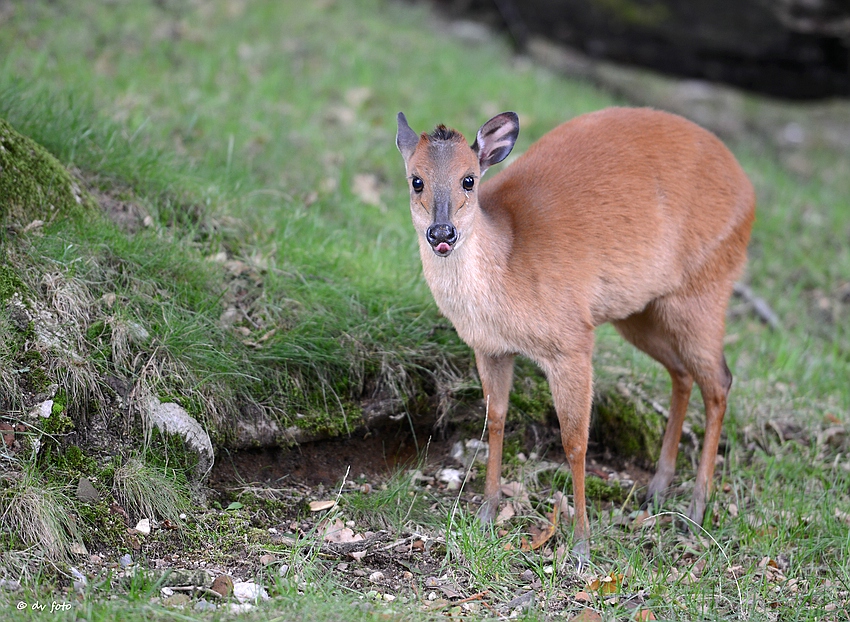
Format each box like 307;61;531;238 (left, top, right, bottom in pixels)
1;0;849;620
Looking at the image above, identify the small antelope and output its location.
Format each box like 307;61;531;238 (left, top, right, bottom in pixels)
395;107;755;558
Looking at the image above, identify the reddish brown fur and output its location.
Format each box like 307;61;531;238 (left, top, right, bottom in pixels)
396;107;755;559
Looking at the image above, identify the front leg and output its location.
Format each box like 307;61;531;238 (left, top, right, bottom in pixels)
544;338;594;561
475;352;515;523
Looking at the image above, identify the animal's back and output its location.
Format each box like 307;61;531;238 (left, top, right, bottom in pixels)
480;107;755;326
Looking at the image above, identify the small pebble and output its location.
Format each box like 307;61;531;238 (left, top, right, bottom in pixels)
119;554;133;568
69;542;88;556
135;518;151;535
0;579;22;592
369;571;385;583
194;599;217;612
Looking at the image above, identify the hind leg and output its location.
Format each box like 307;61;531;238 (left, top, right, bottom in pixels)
687;353;732;525
614;307;694;507
661;292;733;526
625;289;733;526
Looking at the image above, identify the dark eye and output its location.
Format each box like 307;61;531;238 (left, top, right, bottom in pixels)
462;176;474;191
411;177;424;193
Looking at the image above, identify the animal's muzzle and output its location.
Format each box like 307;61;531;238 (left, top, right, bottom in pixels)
426;223;458;248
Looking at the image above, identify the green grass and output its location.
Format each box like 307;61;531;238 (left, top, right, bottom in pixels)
1;0;849;620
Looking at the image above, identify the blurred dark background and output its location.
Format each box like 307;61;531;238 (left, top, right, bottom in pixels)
432;0;850;99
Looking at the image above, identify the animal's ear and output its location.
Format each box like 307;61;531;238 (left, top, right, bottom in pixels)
396;112;420;163
472;112;519;176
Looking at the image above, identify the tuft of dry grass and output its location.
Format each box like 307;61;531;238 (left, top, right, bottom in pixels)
112;456;190;523
0;465;80;561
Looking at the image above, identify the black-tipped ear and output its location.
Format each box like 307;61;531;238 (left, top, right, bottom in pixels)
396;112;420;162
472;112;519;176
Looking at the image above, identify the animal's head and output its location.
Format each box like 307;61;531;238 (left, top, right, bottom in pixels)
395;112;519;257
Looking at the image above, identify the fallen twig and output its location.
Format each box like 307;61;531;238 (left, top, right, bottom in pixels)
733;282;780;330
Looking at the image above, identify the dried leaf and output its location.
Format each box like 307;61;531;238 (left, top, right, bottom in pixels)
529;522;556;550
569;608;603;621
633;509;654;528
553;491;575;520
635;608;657;620
587;572;624;595
352;173;382;207
344;86;372;107
818;425;847;449
321;518;364;545
439;584;462;599
527;508;558;551
500;481;528;501
309;499;337;512
496;502;516;524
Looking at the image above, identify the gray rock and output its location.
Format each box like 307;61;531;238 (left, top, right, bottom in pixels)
76;477;100;504
194;599;217;612
145;398;214;479
0;579;21;592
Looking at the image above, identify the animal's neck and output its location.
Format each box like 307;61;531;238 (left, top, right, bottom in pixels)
420;206;514;319
424;205;511;279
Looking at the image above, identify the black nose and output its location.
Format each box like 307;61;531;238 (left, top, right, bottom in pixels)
426;223;458;246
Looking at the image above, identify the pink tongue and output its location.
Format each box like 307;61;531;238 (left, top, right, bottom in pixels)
435;242;451;254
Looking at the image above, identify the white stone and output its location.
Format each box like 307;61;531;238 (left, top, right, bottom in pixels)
436;468;464;490
135;518;151;535
145;398;214;478
233;581;269;603
37;400;54;418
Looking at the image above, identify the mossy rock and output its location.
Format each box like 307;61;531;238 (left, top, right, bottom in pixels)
591;389;666;467
0;116;91;228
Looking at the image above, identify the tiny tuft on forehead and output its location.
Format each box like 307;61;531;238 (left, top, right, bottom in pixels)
426;124;463;142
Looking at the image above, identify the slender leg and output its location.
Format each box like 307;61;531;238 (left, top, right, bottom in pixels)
544;338;594;560
645;290;733;527
475;352;515;523
613;309;695;507
688;356;732;525
645;367;694;505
